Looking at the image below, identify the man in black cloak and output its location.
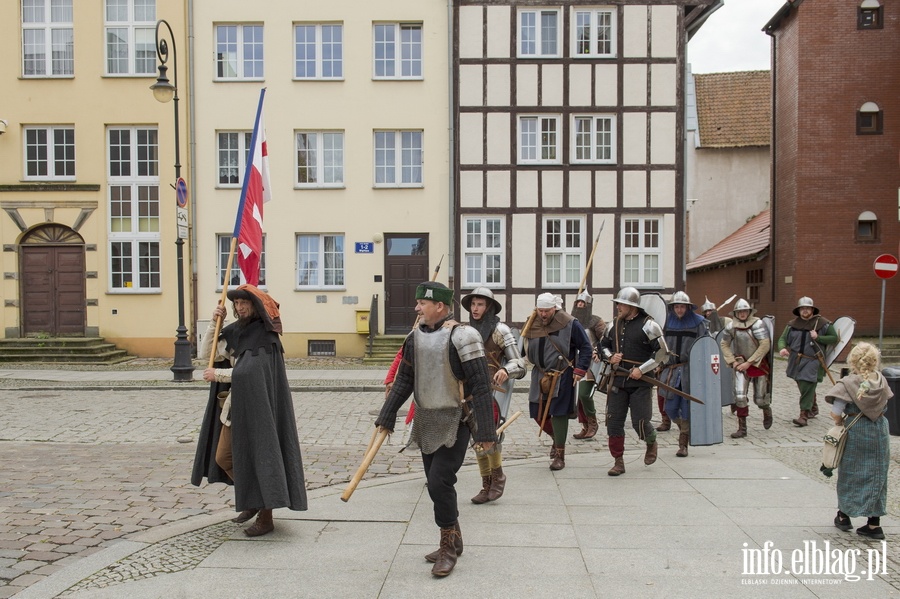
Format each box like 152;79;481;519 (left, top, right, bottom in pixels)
192;284;307;537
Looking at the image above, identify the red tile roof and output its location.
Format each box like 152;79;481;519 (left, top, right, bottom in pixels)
694;70;771;148
687;209;770;271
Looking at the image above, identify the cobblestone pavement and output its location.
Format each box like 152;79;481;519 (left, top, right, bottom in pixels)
2;359;900;597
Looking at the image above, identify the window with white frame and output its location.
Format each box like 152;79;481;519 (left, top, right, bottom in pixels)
217;234;266;288
216;24;264;80
373;23;422;79
104;0;156;76
374;130;423;186
108;127;161;292
622;217;661;286
519;115;561;164
295;23;343;79
518;8;560;58
572;7;615;58
22;0;74;77
297;234;345;288
24;126;75;180
463;217;504;287
572;115;615;163
296;131;344;187
543;217;585;287
217;131;251;186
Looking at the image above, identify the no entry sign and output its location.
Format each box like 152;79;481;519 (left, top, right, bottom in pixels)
874;254;899;279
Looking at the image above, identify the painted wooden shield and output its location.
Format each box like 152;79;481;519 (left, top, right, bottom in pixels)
761;315;775;395
824;316;856;367
714;328;734;407
689;334;724;446
639;292;667;326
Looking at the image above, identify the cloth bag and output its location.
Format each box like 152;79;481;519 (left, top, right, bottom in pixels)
820;413;863;477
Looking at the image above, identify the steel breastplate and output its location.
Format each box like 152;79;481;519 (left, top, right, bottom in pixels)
413;326;461;410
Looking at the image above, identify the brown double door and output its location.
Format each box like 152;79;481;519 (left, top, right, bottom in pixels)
383;234;429;334
21;244;86;336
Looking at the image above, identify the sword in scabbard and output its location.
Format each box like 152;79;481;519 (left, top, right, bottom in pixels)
611;365;705;405
538;358;566;437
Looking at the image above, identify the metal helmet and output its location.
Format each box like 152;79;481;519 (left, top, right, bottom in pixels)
461;286;502;314
668;291;692;306
792;296;819;316
576;290;593;305
731;298;755;319
700;297;716;312
612;287;642;308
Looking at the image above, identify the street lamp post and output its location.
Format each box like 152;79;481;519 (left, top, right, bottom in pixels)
150;19;193;382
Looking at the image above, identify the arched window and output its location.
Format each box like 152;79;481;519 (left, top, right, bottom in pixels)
857;211;878;242
857;101;882;135
859;0;883;29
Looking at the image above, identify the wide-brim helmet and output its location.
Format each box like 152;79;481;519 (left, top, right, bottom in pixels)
668;291;696;310
461;286;502;314
792;296;819;316
612;286;641;308
730;298;756;319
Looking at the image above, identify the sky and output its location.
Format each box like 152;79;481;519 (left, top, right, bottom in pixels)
687;0;786;74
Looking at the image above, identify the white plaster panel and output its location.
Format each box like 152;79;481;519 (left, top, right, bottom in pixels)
460;171;484;208
459;65;483;107
595;64;618;107
651;63;677;107
516;170;539;208
568;64;592;106
459;6;484;59
650;112;676;165
487;171;512;208
541;64;564;106
593;214;615;290
663;214;675;288
486;112;511;165
623;64;647;106
623;5;648;58
459;113;484;166
517;64;538;107
541;170;563;207
651;5;677;58
486;5;511;58
622;112;647;165
569;171;592;208
623;171;647;208
650;170;676;208
511;213;536;289
594;171;617;207
487;64;511;106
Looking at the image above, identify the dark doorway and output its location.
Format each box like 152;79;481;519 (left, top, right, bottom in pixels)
20;225;86;337
383;234;429;334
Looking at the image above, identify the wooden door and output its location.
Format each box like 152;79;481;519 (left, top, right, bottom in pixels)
383;234;428;334
20;226;86;337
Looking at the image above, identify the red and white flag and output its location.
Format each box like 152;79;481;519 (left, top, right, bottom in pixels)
233;89;271;286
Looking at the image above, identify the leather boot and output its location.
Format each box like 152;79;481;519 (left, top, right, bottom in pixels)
793;410;809;427
243;508;274;537
762;407;773;430
608;457;625;476
656;413;671;432
810;398;819;417
676;421;689;457
425;521;462;563
431;524;463;576
487;467;506;501
644;441;658;465
470;475;492;504
549;446;558;460
550;446;565;470
731;416;747;438
232;508;259;524
575;415;599;439
572;421;590;439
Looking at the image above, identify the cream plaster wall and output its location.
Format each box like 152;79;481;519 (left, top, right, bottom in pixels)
486;6;511;59
651;5;678;58
623;5;648;58
622;113;648;164
623;64;648;106
486;113;510;164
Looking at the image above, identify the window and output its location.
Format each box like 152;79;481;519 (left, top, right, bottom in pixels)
857;211;878;242
374;130;423;187
746;268;763;303
543;217;584;287
217;234;266;288
622;217;661;286
518;8;560;58
572;8;615;58
108;127;160;292
463;217;504;287
104;0;156;76
373;23;422;79
857;102;883;135
24;126;75;180
297;234;345;288
22;0;74;77
519;115;561;164
296;131;344;187
572;115;615;163
295;23;343;79
216;24;264;80
216;131;252;186
858;0;883;29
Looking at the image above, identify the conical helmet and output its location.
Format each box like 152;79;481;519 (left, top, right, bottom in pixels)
612;287;641;308
576;290;592;305
700;297;716;312
792;296;819;316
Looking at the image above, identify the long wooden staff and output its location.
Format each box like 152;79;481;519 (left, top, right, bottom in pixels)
497;410;522;435
576;220;605;296
341;428;390;502
207;238;238;369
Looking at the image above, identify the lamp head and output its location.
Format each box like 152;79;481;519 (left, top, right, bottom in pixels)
150;64;175;103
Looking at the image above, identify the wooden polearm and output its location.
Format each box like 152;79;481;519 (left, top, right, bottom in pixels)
576;219;605;297
341;428;390;502
208;238;238;369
